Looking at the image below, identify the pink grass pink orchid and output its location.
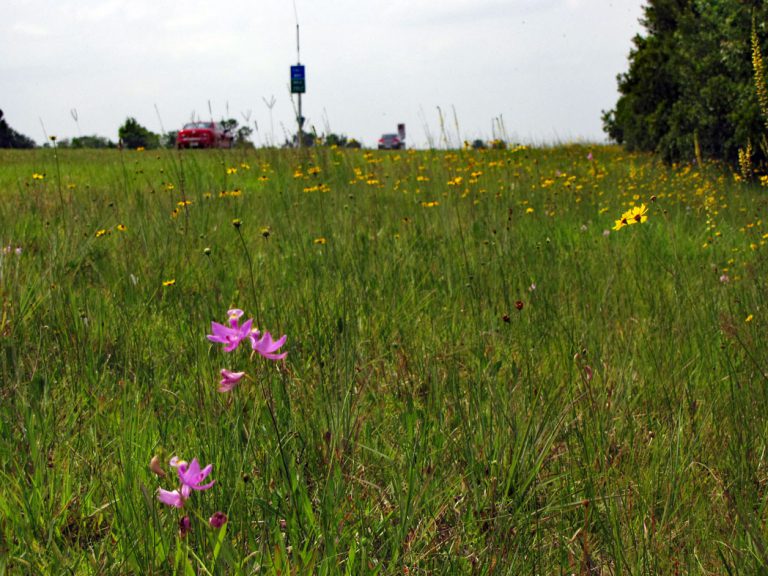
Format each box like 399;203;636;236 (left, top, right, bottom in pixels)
218;369;246;392
207;309;255;352
157;488;185;508
175;457;216;496
157;456;215;508
251;331;287;360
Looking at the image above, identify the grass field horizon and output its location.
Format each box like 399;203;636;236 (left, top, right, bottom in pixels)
1;144;767;574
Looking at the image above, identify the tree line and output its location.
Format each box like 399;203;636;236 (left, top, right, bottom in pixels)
0;114;364;150
604;0;768;167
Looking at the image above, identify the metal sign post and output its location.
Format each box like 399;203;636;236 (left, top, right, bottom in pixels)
291;64;305;147
290;20;306;148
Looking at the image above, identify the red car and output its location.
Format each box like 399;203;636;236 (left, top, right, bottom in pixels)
176;122;233;149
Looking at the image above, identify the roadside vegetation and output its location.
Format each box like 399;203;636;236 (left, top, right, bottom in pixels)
0;144;767;573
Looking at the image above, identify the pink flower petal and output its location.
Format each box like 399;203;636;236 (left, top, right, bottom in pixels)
218;369;245;392
157;488;185;508
252;332;287;360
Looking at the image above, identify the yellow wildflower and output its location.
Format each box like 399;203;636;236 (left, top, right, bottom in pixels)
628;203;648;224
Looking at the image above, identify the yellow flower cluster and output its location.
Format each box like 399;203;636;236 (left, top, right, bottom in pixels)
739;141;753;181
753;16;768;129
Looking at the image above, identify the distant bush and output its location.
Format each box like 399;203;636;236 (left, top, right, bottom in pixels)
58;135;116;149
235;126;255;149
323;133;362;148
285;132;317;148
118;117;160;150
323;133;347;147
162;131;178;149
489;139;507;150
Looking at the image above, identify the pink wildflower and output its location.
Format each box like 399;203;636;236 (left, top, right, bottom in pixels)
156;456;215;508
176;458;216;497
219;369;246;392
251;331;287;360
157;488;185;508
207;309;254;352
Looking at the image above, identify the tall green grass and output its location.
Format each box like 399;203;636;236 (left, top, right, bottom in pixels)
0;144;766;574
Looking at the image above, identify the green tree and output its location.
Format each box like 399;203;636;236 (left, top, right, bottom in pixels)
604;0;768;165
118;117;160;149
219;118;238;133
0;110;35;148
235;126;254;148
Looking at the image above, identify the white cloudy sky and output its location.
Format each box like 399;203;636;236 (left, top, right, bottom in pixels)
3;0;645;147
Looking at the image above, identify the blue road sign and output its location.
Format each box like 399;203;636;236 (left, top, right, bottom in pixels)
291;65;306;93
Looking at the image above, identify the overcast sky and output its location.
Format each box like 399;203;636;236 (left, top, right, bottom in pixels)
3;0;645;147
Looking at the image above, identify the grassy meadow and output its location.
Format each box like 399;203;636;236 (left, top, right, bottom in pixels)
0;143;767;574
